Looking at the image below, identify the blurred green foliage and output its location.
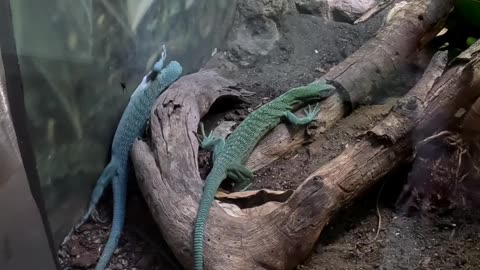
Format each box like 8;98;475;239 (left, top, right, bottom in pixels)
455;0;480;28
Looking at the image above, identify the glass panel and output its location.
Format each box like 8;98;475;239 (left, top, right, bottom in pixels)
0;49;57;270
9;0;237;246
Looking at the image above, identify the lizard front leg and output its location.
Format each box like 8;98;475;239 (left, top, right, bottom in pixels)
199;122;225;162
283;103;321;125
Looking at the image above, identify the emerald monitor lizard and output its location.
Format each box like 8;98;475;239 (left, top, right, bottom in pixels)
193;81;337;270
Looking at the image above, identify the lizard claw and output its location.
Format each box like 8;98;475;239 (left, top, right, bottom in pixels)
198;122;214;148
74;208;105;232
193;122;205;143
91;209;107;223
160;44;167;62
74;223;84;232
303;103;320;121
74;207;94;232
202;133;216;147
152;45;168;73
200;122;207;138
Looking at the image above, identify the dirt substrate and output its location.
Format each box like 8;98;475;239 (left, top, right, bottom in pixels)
60;6;480;270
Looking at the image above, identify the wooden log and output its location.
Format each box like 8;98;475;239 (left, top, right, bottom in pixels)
132;36;480;269
461;94;480;134
246;0;453;172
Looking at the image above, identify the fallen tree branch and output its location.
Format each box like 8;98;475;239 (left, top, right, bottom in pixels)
246;0;453;172
132;36;480;269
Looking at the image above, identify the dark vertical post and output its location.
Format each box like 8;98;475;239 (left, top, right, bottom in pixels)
0;0;59;269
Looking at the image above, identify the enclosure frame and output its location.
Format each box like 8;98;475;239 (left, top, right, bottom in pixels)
0;0;59;269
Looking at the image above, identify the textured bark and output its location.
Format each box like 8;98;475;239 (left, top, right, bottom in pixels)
394;42;480;211
366;50;448;143
132;40;480;269
247;0;454;172
462;95;480;134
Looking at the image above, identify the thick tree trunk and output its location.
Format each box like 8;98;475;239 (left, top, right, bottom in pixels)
131;39;480;270
246;0;454;171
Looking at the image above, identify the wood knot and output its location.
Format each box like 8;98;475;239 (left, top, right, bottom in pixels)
306;120;322;138
395;96;419;114
404;97;418;111
310;176;324;188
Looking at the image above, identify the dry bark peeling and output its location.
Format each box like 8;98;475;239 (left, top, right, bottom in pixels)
131;38;480;269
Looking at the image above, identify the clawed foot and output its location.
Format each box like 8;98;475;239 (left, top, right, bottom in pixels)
198;122;217;149
303;103;320;121
160;44;167;60
74;213;90;232
158;44;167;68
74;207;106;231
152;44;168;73
91;209;107;223
232;182;252;192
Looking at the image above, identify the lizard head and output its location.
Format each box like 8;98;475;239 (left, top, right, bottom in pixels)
285;82;336;106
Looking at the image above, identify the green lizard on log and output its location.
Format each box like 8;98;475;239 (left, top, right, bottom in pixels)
192;81;337;270
75;45;183;270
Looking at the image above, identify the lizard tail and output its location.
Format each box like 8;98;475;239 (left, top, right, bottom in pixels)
95;171;127;270
193;168;226;270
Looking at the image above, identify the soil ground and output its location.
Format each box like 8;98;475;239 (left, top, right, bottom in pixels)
59;4;480;270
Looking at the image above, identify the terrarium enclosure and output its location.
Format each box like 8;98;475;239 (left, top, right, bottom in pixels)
2;0;480;270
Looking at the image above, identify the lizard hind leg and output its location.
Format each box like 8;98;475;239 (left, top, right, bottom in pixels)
227;163;254;192
75;159;118;231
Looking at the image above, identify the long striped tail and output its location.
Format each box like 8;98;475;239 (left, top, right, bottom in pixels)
193;170;225;270
95;171;127;270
